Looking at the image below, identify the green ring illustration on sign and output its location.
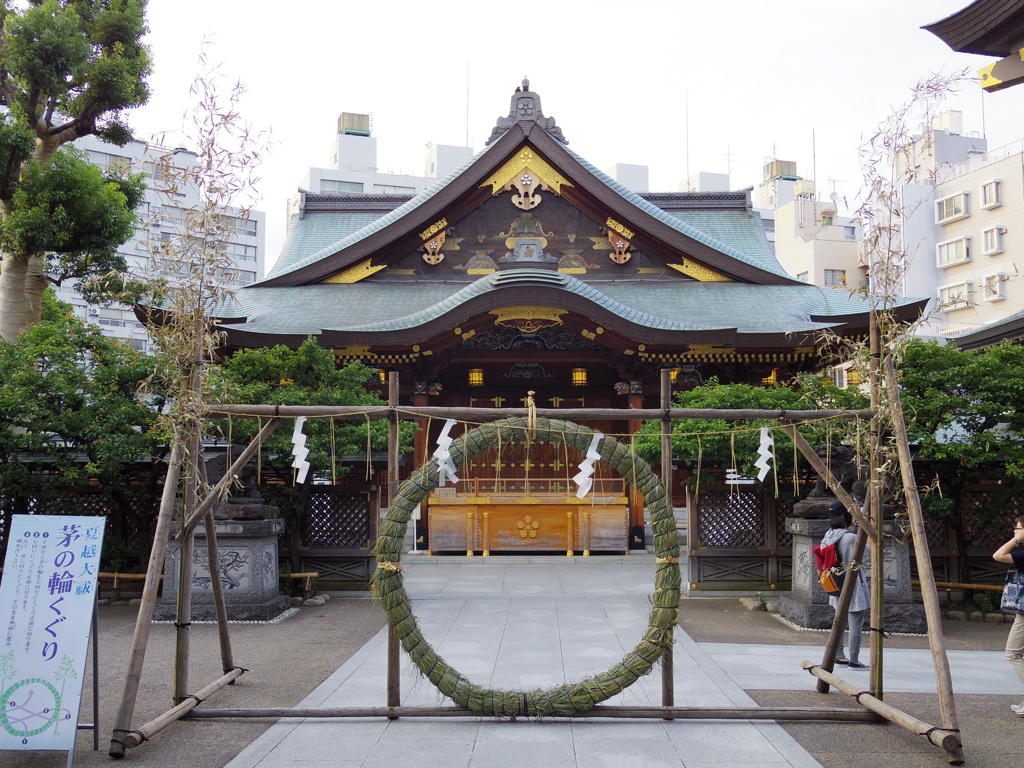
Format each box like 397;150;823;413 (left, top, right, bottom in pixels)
0;677;63;738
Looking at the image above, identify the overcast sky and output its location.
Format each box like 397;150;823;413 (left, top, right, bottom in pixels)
128;0;1024;270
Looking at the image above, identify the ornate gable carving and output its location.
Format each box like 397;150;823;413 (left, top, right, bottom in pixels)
486;78;569;146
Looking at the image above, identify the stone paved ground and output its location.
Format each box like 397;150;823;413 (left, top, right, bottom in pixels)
5;587;1021;767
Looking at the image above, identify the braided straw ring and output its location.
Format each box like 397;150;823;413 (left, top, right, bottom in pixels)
371;416;681;717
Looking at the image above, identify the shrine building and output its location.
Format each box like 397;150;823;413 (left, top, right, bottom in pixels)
208;81;925;556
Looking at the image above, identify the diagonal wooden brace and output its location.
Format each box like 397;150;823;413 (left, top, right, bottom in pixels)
180;417;282;538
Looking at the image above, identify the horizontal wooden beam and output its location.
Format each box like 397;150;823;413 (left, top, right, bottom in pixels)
204;404;874;423
186;704;883;722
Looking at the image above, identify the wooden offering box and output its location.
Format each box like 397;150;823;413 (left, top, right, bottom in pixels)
427;478;628;555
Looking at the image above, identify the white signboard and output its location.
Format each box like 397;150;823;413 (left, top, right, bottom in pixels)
0;515;104;751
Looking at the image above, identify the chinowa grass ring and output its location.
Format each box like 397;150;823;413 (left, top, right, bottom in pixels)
371;416;680;717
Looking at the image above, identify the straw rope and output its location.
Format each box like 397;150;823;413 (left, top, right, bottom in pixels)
371;416;681;718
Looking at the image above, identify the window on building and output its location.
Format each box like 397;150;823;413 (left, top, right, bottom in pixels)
373;184;416;194
936;193;969;223
232;217;258;237
796;272;809;283
161;205;183;223
982;227;1004;255
824;269;846;286
821;215;834;226
87;150;127;172
937;237;971;266
320;179;363;194
130;338;147;352
938;282;972;310
981;180;1001;209
843;226;857;241
762;220;775;233
982;273;1006;301
223;241;258;262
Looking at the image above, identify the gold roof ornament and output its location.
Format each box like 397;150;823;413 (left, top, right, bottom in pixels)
323;260;386;283
669;258;732;282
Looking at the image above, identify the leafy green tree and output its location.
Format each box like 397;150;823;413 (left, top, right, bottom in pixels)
207;339;416;566
897;339;1024;582
0;0;151;341
0;290;160;544
635;373;870;488
207;338;416;486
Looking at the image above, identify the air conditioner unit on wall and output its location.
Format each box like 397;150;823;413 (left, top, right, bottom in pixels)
88;307;100;316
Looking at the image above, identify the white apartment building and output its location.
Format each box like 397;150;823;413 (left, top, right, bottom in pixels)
891;109;1024;338
749;160;862;290
292;113;474;208
923;138;1022;335
56;135;267;352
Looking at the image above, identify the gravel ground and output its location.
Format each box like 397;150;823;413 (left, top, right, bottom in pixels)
4;596;385;768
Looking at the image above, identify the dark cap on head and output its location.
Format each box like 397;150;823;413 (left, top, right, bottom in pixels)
829;500;847;516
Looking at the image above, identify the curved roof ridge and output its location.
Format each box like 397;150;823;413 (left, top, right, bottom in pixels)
331;268;725;333
561;145;790;278
259;142;502;283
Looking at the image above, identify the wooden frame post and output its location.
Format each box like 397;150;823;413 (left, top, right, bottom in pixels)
109;436;186;757
866;310;883;696
197;453;234;673
173;428;202;704
386;372;401;717
660;368;675;713
883;355;963;764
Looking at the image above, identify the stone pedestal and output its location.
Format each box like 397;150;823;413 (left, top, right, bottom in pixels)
155;517;290;622
780;509;926;634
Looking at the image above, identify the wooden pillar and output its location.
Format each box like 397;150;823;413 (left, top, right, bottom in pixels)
868;310;884;696
109;437;186;757
386;372;401;717
660;368;675;712
173;429;202;704
413;392;429;546
883;355;964;764
628;391;645;532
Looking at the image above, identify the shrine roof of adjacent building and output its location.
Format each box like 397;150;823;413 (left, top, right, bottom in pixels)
923;0;1024;56
954;305;1024;350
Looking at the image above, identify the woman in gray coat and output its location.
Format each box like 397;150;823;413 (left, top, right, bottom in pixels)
820;505;870;667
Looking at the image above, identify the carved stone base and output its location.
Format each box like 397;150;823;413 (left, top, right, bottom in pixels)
157;518;288;622
779;595;927;633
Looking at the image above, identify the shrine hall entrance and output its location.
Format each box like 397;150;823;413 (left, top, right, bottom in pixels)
424;434;631;555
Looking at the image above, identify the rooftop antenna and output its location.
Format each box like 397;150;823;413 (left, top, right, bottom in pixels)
827;178;847;210
723;145;736;177
812;127;816;200
685;91;690;189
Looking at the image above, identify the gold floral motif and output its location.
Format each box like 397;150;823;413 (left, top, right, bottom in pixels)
322;260;387;283
422;232;446;265
517;516;540;538
490;306;566;332
419;218;449;241
605;217;635;239
669;259;732;282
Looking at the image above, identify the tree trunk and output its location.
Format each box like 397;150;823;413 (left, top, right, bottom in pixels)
23;256;49;329
0;256;32;342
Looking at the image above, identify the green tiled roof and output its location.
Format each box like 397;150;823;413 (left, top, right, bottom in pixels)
562;145;789;277
222;271;915;339
269;211;386;276
262;129;789;285
261;144;500;282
